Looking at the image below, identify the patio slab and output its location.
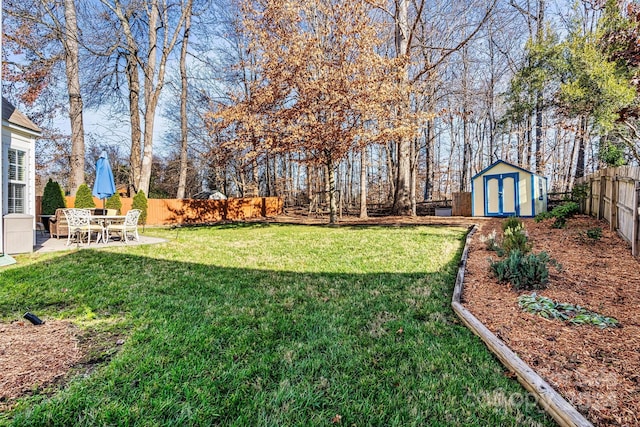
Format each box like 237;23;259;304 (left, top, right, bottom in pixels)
34;232;166;253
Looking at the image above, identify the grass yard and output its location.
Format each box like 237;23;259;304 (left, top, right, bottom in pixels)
0;224;553;426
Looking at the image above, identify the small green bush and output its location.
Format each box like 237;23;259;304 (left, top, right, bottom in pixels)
490;250;559;290
578;226;603;243
479;229;500;252
502;224;531;254
41;179;66;215
552;201;579;220
106;192;122;214
74;184;96;208
132;190;148;225
586;227;602;240
571;183;589;203
534;211;553;223
536;201;580;228
501;217;523;231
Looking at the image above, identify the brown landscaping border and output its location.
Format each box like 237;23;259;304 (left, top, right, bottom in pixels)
451;226;593;427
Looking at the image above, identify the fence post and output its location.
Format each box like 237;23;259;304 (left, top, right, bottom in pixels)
598;172;606;220
610;175;618;232
633;181;639;257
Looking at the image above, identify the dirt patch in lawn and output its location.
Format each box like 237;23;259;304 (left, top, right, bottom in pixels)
463;215;640;427
0;320;81;409
0;318;126;411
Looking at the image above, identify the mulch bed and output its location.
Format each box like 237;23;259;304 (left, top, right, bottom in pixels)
462;215;640;427
0;320;81;410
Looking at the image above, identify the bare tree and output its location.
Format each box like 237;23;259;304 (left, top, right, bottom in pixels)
4;0;86;194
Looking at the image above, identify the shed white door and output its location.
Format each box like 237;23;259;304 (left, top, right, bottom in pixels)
484;173;519;216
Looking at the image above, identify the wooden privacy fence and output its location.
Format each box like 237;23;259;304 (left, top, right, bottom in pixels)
41;196;283;226
576;167;640;256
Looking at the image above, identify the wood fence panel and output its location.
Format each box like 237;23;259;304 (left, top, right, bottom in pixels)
577;167;640;257
452;192;472;216
618;180;635;243
61;196;283;226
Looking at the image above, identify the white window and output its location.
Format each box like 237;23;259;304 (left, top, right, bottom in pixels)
8;148;27;213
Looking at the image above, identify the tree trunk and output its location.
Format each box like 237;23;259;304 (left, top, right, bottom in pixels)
176;1;192;199
534;0;545;175
126;53;142;193
392;0;413;216
424;121;433;201
575;115;587;179
63;0;85;196
327;158;338;224
360;146;368;218
410;137;418;215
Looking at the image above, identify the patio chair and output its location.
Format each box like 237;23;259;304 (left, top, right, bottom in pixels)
49;208;69;239
63;208;104;246
106;209;141;243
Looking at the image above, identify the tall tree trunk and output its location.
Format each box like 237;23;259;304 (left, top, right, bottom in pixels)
64;0;85;195
410;137;418;215
392;0;412;215
384;143;395;203
534;0;545;174
424;121;433;200
360;146;368;218
126;53;142;194
138;0;160;196
326;158;338;224
575;115;587;179
460;46;471;192
176;0;192;199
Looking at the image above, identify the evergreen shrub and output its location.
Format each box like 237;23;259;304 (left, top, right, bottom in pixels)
74;184;96;208
42;179;66;214
132;190;148;225
106;193;122;214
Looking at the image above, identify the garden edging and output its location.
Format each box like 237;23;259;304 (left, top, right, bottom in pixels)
451;225;593;427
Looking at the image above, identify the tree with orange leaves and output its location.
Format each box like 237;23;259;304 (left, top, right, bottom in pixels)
210;0;420;223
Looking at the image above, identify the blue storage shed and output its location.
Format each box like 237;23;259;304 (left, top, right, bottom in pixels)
471;160;547;217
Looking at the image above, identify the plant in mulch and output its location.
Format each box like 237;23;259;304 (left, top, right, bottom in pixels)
518;293;619;328
481;219;531;255
535;201;580;229
479;229;500;251
502;224;531;255
570;182;589;204
578;226;603;242
490;250;561;291
501;216;523;232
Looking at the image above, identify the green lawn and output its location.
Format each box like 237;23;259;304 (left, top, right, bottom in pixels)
0;224;553;426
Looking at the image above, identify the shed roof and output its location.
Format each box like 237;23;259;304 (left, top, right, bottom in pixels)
2;97;42;134
472;160;542;180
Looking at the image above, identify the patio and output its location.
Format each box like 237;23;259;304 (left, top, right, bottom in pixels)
34;230;166;253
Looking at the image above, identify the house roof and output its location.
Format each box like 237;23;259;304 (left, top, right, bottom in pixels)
2;97;42;134
472;159;544;180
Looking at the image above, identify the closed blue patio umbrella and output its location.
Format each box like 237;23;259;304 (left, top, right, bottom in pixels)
93;151;116;208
